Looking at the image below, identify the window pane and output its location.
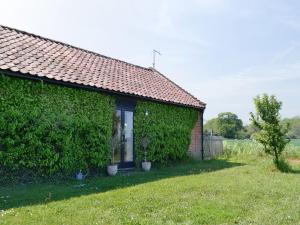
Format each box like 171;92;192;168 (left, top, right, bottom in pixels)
124;111;133;162
113;110;121;163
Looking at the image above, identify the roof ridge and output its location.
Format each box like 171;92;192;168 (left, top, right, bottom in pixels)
0;24;151;71
151;68;206;106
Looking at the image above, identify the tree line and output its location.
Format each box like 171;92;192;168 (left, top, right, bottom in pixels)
204;113;300;139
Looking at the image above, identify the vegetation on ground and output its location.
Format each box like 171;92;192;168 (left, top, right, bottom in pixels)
224;139;300;160
1;140;299;225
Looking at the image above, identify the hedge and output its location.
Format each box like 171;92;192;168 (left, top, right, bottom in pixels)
134;101;199;164
0;75;114;180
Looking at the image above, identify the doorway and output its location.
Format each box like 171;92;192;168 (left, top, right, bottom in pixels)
114;99;135;168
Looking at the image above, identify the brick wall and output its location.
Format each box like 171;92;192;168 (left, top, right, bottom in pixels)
188;110;203;159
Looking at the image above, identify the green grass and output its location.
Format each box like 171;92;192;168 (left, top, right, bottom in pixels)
1;153;300;225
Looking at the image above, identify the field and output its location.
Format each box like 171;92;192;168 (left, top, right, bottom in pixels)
224;139;300;161
0;141;299;225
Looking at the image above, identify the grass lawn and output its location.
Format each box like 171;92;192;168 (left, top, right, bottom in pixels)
1;150;300;224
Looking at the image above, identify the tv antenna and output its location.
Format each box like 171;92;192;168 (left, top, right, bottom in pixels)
152;49;162;69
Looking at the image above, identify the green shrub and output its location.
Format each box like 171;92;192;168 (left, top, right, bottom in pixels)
134;101;199;164
0;75;114;180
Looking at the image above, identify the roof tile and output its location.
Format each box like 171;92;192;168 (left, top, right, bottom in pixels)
0;25;205;108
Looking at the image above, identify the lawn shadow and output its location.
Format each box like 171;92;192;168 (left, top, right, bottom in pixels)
290;169;300;174
0;159;244;210
278;158;300;174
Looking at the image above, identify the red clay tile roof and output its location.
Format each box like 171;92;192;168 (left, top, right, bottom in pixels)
0;25;205;109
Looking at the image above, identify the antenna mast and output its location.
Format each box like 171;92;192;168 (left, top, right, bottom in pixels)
152;49;161;69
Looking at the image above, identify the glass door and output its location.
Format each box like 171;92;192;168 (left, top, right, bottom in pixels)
114;109;134;168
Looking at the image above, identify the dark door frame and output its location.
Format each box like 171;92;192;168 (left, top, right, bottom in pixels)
116;98;136;169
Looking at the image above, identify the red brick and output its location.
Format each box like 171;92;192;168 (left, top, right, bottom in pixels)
189;111;203;159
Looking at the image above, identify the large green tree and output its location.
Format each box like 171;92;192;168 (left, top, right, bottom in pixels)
204;118;219;135
250;94;290;164
204;112;243;138
217;112;243;138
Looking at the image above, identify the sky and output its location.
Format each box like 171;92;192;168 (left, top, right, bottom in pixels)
1;0;300;123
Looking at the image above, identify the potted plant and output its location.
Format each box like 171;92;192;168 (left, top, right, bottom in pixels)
107;134;119;176
107;113;121;176
141;136;151;171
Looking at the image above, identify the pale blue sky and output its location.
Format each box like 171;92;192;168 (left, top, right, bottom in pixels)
1;0;300;123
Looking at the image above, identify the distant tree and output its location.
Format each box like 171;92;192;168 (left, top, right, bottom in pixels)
250;94;290;165
281;117;300;139
216;112;243;139
238;124;260;139
205;112;243;138
205;113;243;138
235;127;249;139
204;118;219;135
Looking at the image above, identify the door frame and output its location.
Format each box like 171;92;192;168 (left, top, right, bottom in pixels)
116;98;136;169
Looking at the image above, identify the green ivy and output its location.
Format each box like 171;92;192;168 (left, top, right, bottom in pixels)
0;75;114;179
0;74;200;180
134;101;199;164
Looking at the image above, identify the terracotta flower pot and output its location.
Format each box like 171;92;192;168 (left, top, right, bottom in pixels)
107;164;118;176
142;161;151;171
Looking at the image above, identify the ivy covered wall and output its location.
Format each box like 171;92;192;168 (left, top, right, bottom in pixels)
0;73;200;181
134;101;199;164
0;75;114;179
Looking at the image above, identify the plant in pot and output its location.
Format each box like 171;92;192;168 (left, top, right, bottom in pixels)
107;112;121;176
107;134;119;176
141;135;151;171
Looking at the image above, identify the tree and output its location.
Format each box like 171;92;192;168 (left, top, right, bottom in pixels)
238;124;260;139
204;112;243;138
204;118;219;135
217;112;243;139
250;94;290;164
281;117;300;139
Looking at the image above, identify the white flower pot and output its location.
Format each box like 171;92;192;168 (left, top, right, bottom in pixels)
142;161;151;171
107;164;118;176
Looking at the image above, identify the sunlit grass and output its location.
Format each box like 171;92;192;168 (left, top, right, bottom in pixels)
0;153;299;225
